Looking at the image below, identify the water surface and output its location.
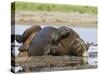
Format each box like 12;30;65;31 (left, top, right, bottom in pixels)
14;25;97;43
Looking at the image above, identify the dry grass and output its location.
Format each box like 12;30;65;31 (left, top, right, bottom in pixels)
13;11;97;27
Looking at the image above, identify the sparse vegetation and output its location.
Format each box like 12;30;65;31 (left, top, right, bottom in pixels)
12;2;97;15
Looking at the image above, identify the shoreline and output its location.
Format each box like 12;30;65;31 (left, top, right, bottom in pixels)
15;23;97;28
12;11;97;28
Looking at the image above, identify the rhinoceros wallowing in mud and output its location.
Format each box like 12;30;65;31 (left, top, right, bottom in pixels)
16;25;88;56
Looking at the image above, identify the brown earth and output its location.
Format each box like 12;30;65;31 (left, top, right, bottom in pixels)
14;56;97;72
12;11;97;27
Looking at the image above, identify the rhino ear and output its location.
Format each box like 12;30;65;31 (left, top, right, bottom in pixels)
16;34;23;43
58;26;70;37
53;26;70;42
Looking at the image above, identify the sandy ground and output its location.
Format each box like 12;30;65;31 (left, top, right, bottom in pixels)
12;11;97;27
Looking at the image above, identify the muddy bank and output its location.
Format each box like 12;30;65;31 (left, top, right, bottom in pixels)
12;11;97;27
12;56;97;73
